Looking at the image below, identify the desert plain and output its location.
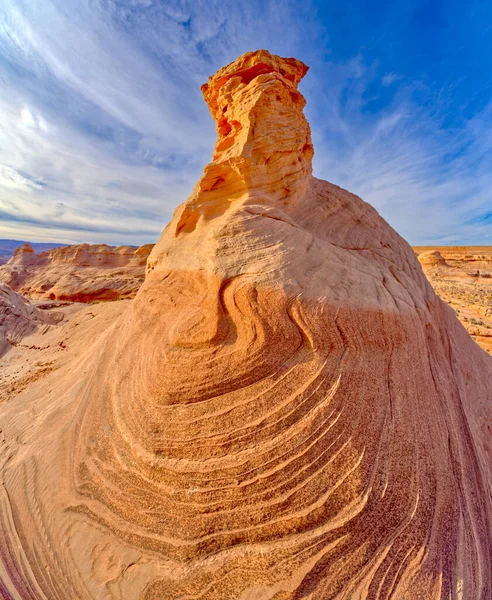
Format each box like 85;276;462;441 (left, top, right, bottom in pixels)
415;246;492;353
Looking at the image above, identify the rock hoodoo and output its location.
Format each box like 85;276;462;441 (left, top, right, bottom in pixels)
0;50;491;599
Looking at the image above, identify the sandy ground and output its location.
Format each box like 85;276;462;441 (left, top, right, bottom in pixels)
414;246;492;353
0;300;130;404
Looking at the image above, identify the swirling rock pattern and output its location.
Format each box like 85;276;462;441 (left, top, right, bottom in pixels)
1;50;492;599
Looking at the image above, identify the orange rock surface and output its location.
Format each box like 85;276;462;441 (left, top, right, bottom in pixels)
0;242;154;302
0;50;492;599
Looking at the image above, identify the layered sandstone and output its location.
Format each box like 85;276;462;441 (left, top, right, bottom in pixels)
0;240;67;265
0;242;154;302
0;282;61;356
0;50;491;600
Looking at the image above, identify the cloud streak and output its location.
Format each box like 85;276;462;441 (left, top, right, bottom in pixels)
307;58;492;245
0;0;490;245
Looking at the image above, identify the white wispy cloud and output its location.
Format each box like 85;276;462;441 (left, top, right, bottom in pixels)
0;0;490;245
0;165;43;191
306;57;492;245
381;72;401;87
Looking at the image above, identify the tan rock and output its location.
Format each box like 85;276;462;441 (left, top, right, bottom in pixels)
10;242;41;266
0;50;492;599
0;282;61;356
0;242;154;302
417;249;448;267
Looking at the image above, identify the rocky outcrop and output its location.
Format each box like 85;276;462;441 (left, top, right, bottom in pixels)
0;240;67;265
167;50;313;243
417;249;448;267
0;50;491;599
10;243;40;266
0;243;154;302
0;282;61;356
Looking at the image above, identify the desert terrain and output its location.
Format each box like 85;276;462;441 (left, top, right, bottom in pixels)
415;246;492;353
0;50;491;599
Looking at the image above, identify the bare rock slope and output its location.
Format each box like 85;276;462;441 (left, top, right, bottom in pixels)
1;50;492;599
0;242;154;302
0;282;61;357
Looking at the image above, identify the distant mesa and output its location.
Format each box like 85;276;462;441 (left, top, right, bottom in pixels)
0;50;491;599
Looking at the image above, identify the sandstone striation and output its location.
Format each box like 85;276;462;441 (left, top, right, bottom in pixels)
0;242;154;302
0;50;492;599
0;282;61;356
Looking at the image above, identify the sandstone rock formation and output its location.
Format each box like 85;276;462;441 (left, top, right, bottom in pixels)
0;242;154;302
417;249;448;268
0;299;128;406
0;50;492;599
0;282;61;356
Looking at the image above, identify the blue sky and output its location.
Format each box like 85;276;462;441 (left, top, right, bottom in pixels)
0;0;490;245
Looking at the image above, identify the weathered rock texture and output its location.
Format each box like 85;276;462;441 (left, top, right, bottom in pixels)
0;282;61;356
0;242;154;302
1;50;492;599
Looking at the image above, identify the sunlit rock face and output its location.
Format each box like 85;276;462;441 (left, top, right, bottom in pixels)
1;50;492;600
